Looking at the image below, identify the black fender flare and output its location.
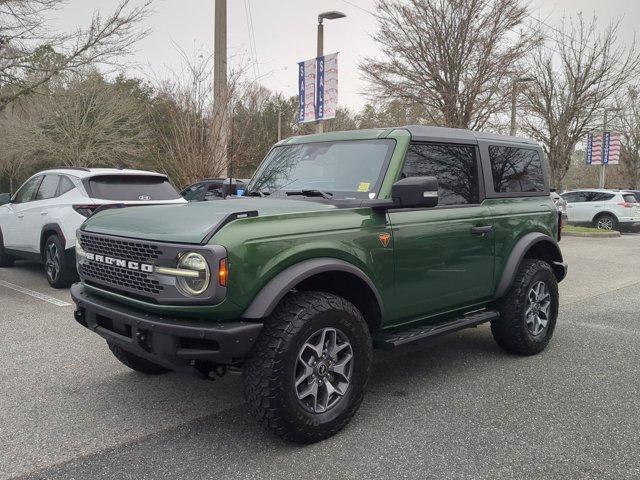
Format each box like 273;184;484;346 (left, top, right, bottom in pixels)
494;232;566;299
241;258;385;319
40;223;67;258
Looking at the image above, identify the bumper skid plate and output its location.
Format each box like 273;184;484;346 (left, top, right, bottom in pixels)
71;283;263;372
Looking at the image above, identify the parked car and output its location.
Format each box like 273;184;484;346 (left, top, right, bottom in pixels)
560;189;640;230
628;190;640;203
72;126;565;443
181;178;248;202
0;168;186;288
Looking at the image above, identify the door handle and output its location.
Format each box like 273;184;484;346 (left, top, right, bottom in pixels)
470;225;493;236
41;212;48;216
17;214;24;219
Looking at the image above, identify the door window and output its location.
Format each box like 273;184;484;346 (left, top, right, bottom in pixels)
488;146;544;193
401;143;480;206
204;183;224;200
34;175;60;201
58;176;76;196
12;176;43;204
589;193;614;201
562;192;588;203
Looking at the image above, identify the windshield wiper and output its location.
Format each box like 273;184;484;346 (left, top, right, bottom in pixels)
285;189;334;200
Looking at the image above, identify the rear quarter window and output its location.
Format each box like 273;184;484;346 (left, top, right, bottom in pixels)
86;175;180;201
488;146;545;193
623;194;638;203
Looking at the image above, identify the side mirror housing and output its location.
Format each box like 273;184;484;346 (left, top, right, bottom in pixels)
0;193;11;206
391;176;439;208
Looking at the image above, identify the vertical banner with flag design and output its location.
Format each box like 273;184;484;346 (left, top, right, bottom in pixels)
586;133;603;165
297;53;338;123
586;131;622;165
605;132;622;165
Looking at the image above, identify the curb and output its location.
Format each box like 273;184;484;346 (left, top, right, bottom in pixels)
563;231;621;238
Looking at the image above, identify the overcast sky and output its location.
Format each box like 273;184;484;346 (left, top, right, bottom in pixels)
51;0;640;111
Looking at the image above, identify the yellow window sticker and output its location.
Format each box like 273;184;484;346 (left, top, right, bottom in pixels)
357;182;371;192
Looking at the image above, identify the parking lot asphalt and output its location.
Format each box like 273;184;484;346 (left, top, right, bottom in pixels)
1;236;639;480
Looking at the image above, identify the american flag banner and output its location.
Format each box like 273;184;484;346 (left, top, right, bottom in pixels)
586;132;603;165
603;132;622;165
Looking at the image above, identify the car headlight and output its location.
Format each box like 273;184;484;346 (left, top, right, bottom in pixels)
175;252;210;296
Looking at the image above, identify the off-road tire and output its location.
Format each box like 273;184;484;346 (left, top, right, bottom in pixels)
244;291;372;443
107;341;171;375
492;259;558;356
0;230;14;267
43;234;77;288
593;213;618;231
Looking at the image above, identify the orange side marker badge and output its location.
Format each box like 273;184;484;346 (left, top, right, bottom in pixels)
378;233;391;248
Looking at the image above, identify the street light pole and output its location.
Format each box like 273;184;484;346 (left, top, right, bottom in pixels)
510;77;534;136
315;11;346;134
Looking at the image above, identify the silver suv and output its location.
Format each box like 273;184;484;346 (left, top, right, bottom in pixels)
561;189;640;230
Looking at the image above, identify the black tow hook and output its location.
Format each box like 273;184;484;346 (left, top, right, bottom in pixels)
74;308;87;327
136;330;153;353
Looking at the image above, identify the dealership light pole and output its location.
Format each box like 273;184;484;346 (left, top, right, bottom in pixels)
510;77;534;136
214;0;228;175
316;11;346;134
599;107;622;188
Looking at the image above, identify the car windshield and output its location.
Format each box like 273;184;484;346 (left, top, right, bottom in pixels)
247;139;395;199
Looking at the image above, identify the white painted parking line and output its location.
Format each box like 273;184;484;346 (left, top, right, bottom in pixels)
0;280;72;307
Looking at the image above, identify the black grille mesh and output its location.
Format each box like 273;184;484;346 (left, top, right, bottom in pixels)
79;233;162;263
79;233;164;296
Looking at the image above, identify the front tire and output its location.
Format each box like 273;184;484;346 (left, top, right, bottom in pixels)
43;235;76;288
0;230;14;267
244;291;372;443
107;341;171;375
492;259;559;356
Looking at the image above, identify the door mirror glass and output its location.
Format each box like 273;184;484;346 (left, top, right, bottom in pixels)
391;176;439;208
0;193;10;205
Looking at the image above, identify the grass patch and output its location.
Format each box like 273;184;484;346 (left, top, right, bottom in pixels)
564;225;619;235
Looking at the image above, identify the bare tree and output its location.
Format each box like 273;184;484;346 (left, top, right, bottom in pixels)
615;87;640;189
0;0;151;111
359;0;539;130
523;15;640;188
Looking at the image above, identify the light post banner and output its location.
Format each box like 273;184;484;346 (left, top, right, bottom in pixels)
297;53;338;123
297;58;317;123
603;132;621;165
319;53;338;120
586;132;603;165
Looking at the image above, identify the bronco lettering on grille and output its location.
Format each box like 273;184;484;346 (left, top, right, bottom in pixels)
85;252;154;272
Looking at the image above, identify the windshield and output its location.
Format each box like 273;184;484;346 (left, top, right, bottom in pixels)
248;139;395;199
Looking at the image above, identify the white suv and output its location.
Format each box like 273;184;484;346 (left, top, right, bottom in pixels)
560;189;640;231
0;168;186;288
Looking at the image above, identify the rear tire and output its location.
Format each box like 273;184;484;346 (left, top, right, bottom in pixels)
43;235;76;288
593;213;617;231
492;259;558;356
0;230;14;267
244;291;372;443
107;341;171;375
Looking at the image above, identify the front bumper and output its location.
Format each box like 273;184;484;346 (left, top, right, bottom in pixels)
71;283;263;373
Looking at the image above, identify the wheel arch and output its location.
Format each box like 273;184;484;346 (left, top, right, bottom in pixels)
40;223;66;260
495;232;566;299
241;258;385;333
591;210;618;224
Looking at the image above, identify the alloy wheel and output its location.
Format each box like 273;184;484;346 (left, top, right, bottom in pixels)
525;281;551;336
294;327;353;414
596;217;613;230
45;241;60;282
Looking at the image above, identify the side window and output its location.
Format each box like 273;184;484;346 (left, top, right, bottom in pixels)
58;176;76;196
181;183;205;201
204;183;224;201
590;193;614;202
34;175;60;200
12;176;43;204
489;146;545;193
401;143;480;206
565;192;588;203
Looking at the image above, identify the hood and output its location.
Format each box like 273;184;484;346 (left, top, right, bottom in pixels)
81;197;337;244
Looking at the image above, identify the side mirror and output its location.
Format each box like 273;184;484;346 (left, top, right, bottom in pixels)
391;176;439;208
0;193;11;206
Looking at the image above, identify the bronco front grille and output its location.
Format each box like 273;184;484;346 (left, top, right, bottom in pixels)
79;233;162;263
80;261;163;295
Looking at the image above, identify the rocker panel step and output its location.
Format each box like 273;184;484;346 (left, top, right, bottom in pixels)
373;310;499;350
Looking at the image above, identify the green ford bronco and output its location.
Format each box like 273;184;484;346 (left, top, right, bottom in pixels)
71;126;566;443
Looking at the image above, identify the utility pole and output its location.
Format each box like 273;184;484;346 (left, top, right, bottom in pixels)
509;77;534;136
315;11;346;134
214;0;228;176
277;110;282;141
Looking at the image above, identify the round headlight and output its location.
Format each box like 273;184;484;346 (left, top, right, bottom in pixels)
176;252;210;296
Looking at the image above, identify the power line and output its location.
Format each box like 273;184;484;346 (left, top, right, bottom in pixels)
243;0;260;82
